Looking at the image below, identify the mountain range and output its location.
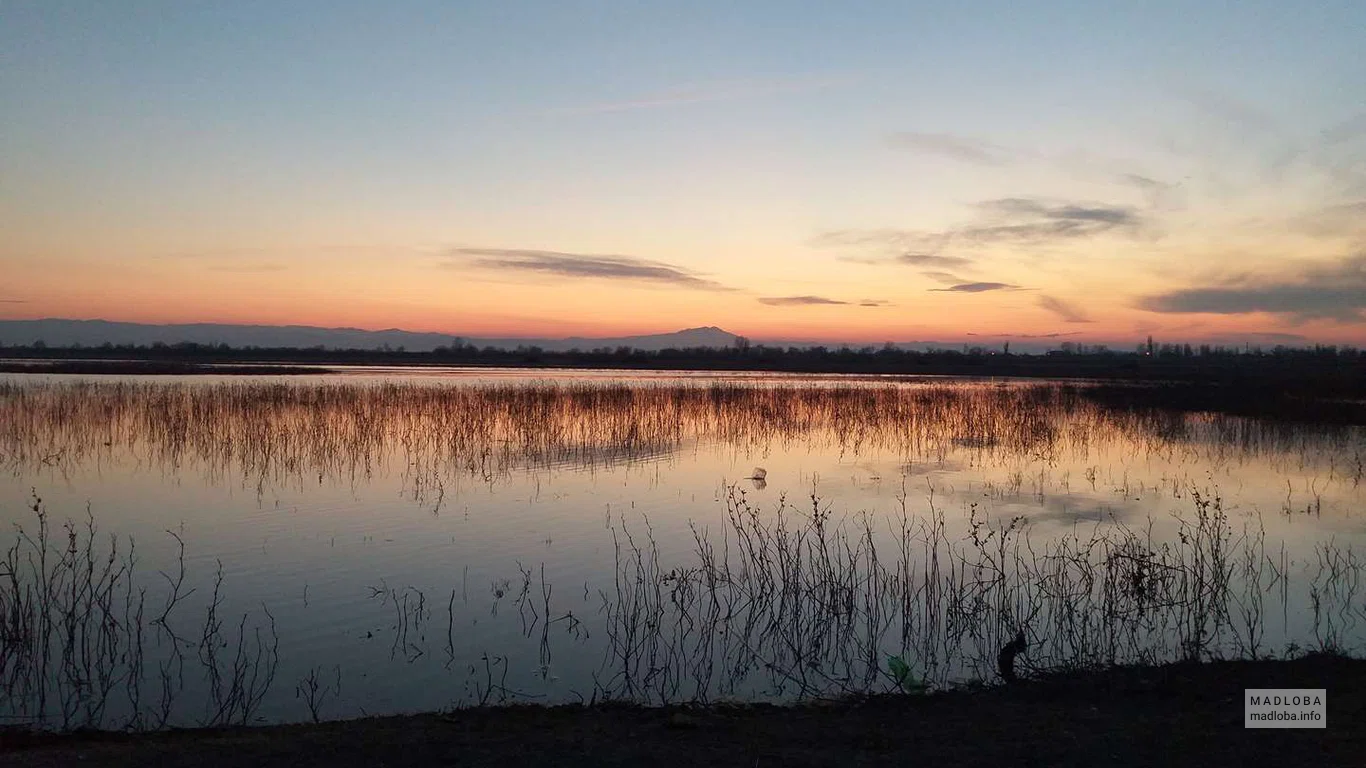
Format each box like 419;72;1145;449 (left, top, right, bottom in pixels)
0;319;748;353
3;318;1296;355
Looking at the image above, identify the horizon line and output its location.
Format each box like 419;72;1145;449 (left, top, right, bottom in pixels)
0;315;1334;349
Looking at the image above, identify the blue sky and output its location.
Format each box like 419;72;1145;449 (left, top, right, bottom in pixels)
3;1;1364;343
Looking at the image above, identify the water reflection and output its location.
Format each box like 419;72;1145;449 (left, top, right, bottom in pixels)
3;380;1361;490
0;376;1363;729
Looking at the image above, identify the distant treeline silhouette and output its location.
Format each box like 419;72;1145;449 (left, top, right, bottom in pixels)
4;338;1366;395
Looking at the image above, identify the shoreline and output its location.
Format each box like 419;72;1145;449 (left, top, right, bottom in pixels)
4;654;1363;767
2;351;1363;389
6;361;1366;424
0;361;329;376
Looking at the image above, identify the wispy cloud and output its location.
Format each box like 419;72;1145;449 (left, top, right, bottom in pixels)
898;253;974;269
757;295;890;307
548;75;853;115
1212;331;1310;344
812;229;920;249
1165;84;1366;196
452;248;735;291
1176;86;1281;136
0;298;28;304
920;270;967;286
962;198;1143;244
1321;112;1366;146
758;295;848;306
1037;295;1094;323
1120;174;1168;190
816;197;1145;269
1293;201;1366;239
931;282;1023;293
1117;173;1184;209
1138;253;1366;322
967;332;1082;338
885;133;1186;211
886;132;1014;165
816;231;978;271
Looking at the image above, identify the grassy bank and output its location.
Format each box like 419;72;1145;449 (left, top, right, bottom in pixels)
3;653;1362;767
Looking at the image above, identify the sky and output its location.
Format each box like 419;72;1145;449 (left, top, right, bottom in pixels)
2;1;1364;346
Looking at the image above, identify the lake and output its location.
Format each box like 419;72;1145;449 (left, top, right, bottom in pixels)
2;370;1364;729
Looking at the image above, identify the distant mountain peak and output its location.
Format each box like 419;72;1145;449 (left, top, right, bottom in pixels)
0;318;743;353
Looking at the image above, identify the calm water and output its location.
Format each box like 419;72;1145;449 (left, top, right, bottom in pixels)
2;370;1364;728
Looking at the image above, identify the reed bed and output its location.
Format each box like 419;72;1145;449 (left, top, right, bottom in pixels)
2;380;1361;491
573;486;1365;704
2;488;1363;726
0;492;278;730
2;379;1364;728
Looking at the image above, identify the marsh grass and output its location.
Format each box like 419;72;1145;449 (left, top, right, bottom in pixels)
1;379;1364;727
0;492;278;730
576;485;1366;705
2;380;1361;496
1;488;1363;726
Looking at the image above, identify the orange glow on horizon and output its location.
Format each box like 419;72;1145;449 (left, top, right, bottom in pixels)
4;299;1363;348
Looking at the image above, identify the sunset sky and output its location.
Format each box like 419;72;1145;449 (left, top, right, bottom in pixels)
3;1;1364;346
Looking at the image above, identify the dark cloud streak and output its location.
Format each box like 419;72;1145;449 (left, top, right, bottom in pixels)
1138;254;1366;322
757;295;890;307
1038;295;1093;323
898;253;974;268
967;332;1082;338
964;198;1143;243
931;282;1022;293
452;248;734;291
758;295;848;306
920;270;966;285
816;197;1145;269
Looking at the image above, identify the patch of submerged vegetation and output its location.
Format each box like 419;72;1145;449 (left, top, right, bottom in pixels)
0;493;279;732
2;380;1361;491
580;487;1364;704
2;486;1362;730
2;379;1362;729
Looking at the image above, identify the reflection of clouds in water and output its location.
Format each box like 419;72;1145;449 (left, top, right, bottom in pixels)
899;460;966;476
2;377;1364;725
1021;495;1142;526
919;472;1147;527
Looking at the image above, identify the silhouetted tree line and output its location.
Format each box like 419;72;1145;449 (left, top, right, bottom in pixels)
4;337;1366;393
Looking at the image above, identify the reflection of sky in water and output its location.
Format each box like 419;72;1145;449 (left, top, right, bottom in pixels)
2;372;1364;723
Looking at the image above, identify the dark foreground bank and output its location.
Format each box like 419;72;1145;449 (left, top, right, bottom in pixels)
3;655;1362;768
